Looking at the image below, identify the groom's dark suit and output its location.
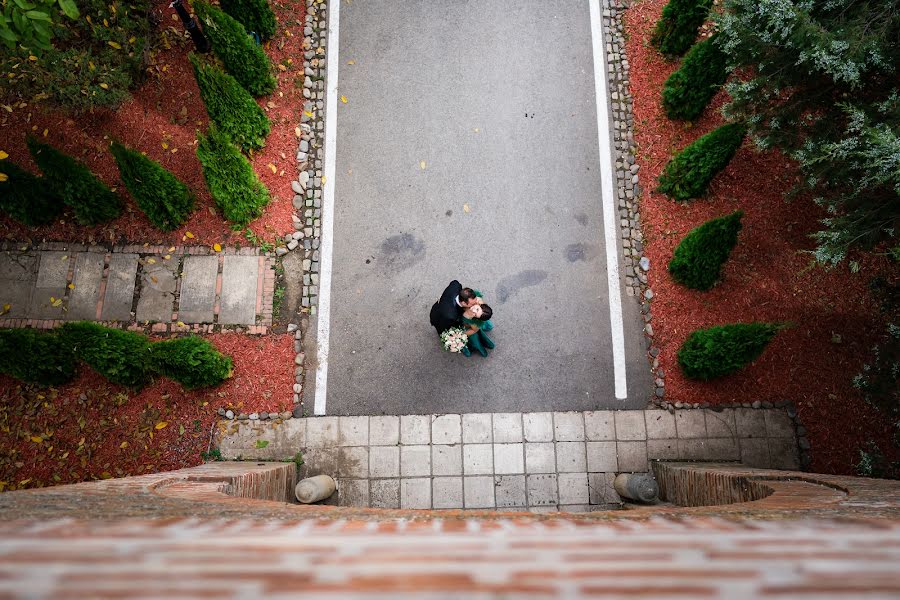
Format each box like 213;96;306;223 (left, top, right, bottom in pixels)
429;280;464;334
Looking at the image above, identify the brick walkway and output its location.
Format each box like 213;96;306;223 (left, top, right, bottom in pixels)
217;408;800;511
0;244;275;334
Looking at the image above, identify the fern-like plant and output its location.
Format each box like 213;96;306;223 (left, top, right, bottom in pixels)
657;122;746;201
662;34;729;121
651;0;712;57
668;211;743;290
0;160;63;225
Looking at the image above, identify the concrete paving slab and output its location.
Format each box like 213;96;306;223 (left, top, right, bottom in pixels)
101;254;138;321
0;250;38;281
675;410;707;439
219;256;258;325
400;478;431;509
558;472;589;505
66;253;105;320
617;441;648;472
463;476;495;509
400;445;430;477
400;415;430;445
588;473;619;505
178;255;218;323
29;252;69;319
337;446;368;478
584;411;616;441
370;479;400;508
136;256;178;323
526;474;558;506
369;446;399;478
337;479;368;507
432;477;463;509
705;409;737;438
554;412;586;442
586;441;618;472
523;413;553;442
463;444;493;475
492;413;522;443
495;475;526;508
432;444;462;476
339;415;369;446
556;442;587;473
0;251;38;317
615;410;647;441
462;413;492;444
525;442;555;474
494;443;524;474
369;416;399;446
645;410;677;439
431;414;461;445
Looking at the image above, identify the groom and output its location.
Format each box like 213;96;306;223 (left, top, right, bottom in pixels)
430;280;477;334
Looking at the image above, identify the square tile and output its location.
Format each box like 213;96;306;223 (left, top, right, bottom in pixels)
337;479;368;507
369;446;400;478
767;438;800;470
526;474;558;506
586;441;617;472
675;411;706;438
400;415;430;445
494;443;524;474
559;504;591;513
553;412;585;441
645;410;676;439
588;472;619;505
705;409;737;438
493;413;523;443
301;447;337;476
305;417;339;447
370;479;400;509
432;477;463;509
647;439;679;460
432;444;462;476
369;416;400;446
463;444;493;475
400;445;431;477
735;409;767;438
337;446;368;478
556;442;587;473
529;505;559;514
401;478;431;509
739;438;770;467
525;442;555;474
703;437;740;461
523;412;554;442
339;416;368;446
495;475;526;508
617;441;648;472
432;414;461;444
463;476;495;508
614;411;646;440
584;411;616;441
462;413;492;443
558;473;589;504
765;410;795;438
677;439;707;461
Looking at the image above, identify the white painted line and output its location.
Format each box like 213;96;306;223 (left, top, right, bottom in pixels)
314;0;341;416
589;0;628;399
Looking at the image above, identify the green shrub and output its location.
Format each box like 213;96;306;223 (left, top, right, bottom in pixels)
110;141;194;231
196;125;270;226
194;2;276;97
26;136;121;225
677;322;781;380
657;122;746;201
220;0;277;40
0;160;63;225
668;211;743;290
151;336;233;389
59;322;152;388
651;0;712;57
662;35;728;121
0;329;76;386
189;53;270;151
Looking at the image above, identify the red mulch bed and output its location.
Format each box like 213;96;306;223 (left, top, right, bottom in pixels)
0;333;293;492
0;0;307;248
624;0;898;476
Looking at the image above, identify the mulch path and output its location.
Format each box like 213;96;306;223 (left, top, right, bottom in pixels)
623;0;898;475
0;0;307;249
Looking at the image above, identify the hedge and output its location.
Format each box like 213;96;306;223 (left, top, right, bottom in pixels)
220;0;277;40
657;122;746;201
651;0;712;57
677;322;781;380
189;53;270;151
194;1;276;96
662;34;729;121
0;160;63;226
110;142;195;231
151;336;233;389
196;125;270;226
0;329;76;386
59;322;153;388
26;136;122;225
668;211;743;290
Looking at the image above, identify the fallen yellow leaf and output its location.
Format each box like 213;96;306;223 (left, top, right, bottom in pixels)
213;243;222;252
155;422;168;430
463;203;471;213
420;160;426;170
1;303;10;314
168;246;176;252
146;258;156;264
176;321;185;327
0;151;8;160
304;110;313;118
268;163;277;173
0;173;7;183
42;128;47;137
30;436;42;443
347;59;355;65
474;128;480;133
341;95;348;104
107;41;121;49
185;231;195;239
99;83;109;90
161;142;169;150
67;283;75;289
163;254;171;260
120;441;128;449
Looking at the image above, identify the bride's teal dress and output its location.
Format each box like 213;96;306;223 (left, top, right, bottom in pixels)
461;316;495;357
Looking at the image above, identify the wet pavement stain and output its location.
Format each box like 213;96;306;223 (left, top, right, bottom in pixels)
496;270;547;303
565;243;597;262
379;233;425;272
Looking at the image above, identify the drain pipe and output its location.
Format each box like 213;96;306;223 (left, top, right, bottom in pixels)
614;473;659;503
295;475;336;503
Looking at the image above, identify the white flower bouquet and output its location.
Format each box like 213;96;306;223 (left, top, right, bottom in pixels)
440;327;468;353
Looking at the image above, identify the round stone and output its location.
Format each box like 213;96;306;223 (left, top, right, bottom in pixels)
260;412;269;420
249;412;259;420
225;410;234;420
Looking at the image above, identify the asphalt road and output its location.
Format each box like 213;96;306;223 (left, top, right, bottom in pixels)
320;0;649;415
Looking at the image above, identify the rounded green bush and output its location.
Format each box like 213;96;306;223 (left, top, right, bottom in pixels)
110;141;195;231
668;211;743;290
220;0;277;40
657;122;746;201
151;336;233;389
0;160;63;226
194;1;276;96
662;35;729;121
59;322;153;388
189;53;270;151
197;124;270;226
0;328;76;386
677;322;781;380
651;0;713;57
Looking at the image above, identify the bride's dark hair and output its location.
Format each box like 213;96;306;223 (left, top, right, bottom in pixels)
477;304;493;321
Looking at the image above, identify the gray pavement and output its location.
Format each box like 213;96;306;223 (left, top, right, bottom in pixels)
321;0;648;415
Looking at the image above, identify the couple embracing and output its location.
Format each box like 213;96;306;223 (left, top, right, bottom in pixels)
429;280;495;357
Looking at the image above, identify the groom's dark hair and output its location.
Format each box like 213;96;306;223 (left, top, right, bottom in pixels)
459;288;476;303
477;304;493;321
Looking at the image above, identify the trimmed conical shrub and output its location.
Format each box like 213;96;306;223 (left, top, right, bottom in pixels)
197;125;270;226
662;34;729;121
26;136;122;225
0;329;76;386
668;211;743;290
189;53;270;151
657;122;746;201
151;336;233;389
651;0;712;57
59;322;153;388
220;0;276;40
194;1;276;96
0;160;63;226
678;322;781;380
110;142;195;231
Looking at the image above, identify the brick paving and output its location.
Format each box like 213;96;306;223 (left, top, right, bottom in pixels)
217;408;800;511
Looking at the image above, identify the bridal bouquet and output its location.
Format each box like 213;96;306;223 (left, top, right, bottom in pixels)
440;327;468;353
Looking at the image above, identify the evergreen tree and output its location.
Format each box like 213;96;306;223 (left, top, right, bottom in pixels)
668;211;743;290
652;0;712;57
151;336;233;389
662;34;729;121
657;122;746;201
0;160;63;225
220;0;277;40
678;322;781;380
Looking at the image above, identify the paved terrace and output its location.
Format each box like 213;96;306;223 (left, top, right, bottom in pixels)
217;407;801;511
